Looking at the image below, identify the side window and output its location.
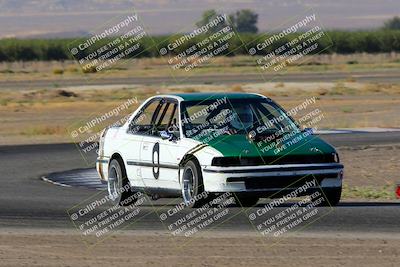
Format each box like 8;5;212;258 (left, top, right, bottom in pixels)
154;101;180;138
128;99;160;135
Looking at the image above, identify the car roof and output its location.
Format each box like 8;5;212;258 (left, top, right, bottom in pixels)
169;92;264;101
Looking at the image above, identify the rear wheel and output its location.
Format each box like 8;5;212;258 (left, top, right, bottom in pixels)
182;160;208;208
108;159;136;206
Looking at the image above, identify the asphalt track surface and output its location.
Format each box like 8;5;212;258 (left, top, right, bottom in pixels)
0;132;399;235
2;70;400;90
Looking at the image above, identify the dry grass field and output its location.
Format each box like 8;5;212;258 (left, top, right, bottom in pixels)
1;53;400;81
0;81;399;145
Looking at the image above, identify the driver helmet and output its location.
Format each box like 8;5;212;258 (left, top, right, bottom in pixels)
231;104;254;130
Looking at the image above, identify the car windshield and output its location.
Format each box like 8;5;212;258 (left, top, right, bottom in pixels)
180;97;299;139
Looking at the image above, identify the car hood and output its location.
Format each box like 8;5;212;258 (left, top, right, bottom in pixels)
195;132;335;158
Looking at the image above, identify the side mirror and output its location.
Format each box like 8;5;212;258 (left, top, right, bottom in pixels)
159;130;176;141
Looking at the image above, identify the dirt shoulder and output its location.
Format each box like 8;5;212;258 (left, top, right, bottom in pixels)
0;229;399;267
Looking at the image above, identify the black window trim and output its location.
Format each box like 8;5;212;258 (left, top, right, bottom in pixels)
127;97;180;138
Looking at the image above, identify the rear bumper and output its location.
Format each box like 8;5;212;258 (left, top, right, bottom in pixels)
202;163;343;196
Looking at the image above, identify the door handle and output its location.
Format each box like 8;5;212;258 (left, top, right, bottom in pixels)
142;144;149;150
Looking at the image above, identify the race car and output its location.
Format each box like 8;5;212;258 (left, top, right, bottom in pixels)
96;93;343;207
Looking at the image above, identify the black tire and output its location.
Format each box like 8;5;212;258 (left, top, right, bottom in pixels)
318;187;342;207
108;159;136;206
234;195;259;207
182;160;208;208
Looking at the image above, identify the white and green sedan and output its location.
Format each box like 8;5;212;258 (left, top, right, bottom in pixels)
96;93;343;207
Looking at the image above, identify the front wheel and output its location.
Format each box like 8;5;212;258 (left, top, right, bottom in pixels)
181;160;208;208
318;187;342;207
108;159;136;206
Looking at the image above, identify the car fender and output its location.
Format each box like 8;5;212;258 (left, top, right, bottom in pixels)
177;138;222;186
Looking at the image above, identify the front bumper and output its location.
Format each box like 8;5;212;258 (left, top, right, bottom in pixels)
202;163;343;196
96;158;109;183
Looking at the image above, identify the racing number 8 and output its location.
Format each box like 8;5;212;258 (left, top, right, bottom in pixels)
152;142;160;179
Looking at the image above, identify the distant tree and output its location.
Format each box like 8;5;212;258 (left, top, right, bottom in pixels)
383;16;400;30
196;9;218;28
0;49;6;61
45;44;68;61
196;9;227;33
229;9;258;33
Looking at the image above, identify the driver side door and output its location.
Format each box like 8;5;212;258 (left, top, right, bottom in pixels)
139;98;181;192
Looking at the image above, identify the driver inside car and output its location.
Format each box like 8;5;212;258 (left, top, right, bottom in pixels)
230;104;254;131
